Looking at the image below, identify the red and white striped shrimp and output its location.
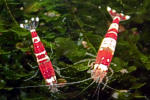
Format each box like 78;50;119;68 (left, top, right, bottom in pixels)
20;17;57;92
19;18;93;93
17;7;131;96
91;6;130;84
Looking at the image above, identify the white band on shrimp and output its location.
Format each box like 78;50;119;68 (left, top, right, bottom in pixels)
35;50;46;56
54;76;57;80
37;55;50;63
99;64;108;71
30;29;36;32
46;76;56;85
108;23;119;30
100;37;116;52
94;64;99;69
46;78;53;83
32;36;40;43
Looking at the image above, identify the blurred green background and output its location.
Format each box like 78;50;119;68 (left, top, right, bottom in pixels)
0;0;150;100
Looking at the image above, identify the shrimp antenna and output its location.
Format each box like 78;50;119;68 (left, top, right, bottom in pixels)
100;82;119;92
12;77;92;89
56;77;92;87
74;81;95;98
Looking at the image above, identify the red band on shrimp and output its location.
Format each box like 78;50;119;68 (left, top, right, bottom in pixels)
33;42;45;54
37;54;46;59
108;28;118;33
112;17;120;24
105;33;117;40
109;10;117;16
31;31;38;38
95;48;113;66
39;61;55;79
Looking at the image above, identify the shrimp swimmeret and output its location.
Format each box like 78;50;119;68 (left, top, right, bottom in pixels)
91;6;130;84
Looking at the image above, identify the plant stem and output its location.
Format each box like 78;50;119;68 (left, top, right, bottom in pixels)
4;0;18;25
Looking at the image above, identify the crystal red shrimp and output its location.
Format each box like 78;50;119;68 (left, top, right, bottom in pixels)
91;7;130;83
20;17;57;92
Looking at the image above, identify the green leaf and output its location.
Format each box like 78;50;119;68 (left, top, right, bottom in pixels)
55;37;86;61
24;2;42;13
140;54;148;63
145;63;150;70
73;62;89;71
111;57;127;72
0;80;6;89
128;66;137;73
11;26;29;36
135;95;147;98
0;20;7;32
130;83;146;89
